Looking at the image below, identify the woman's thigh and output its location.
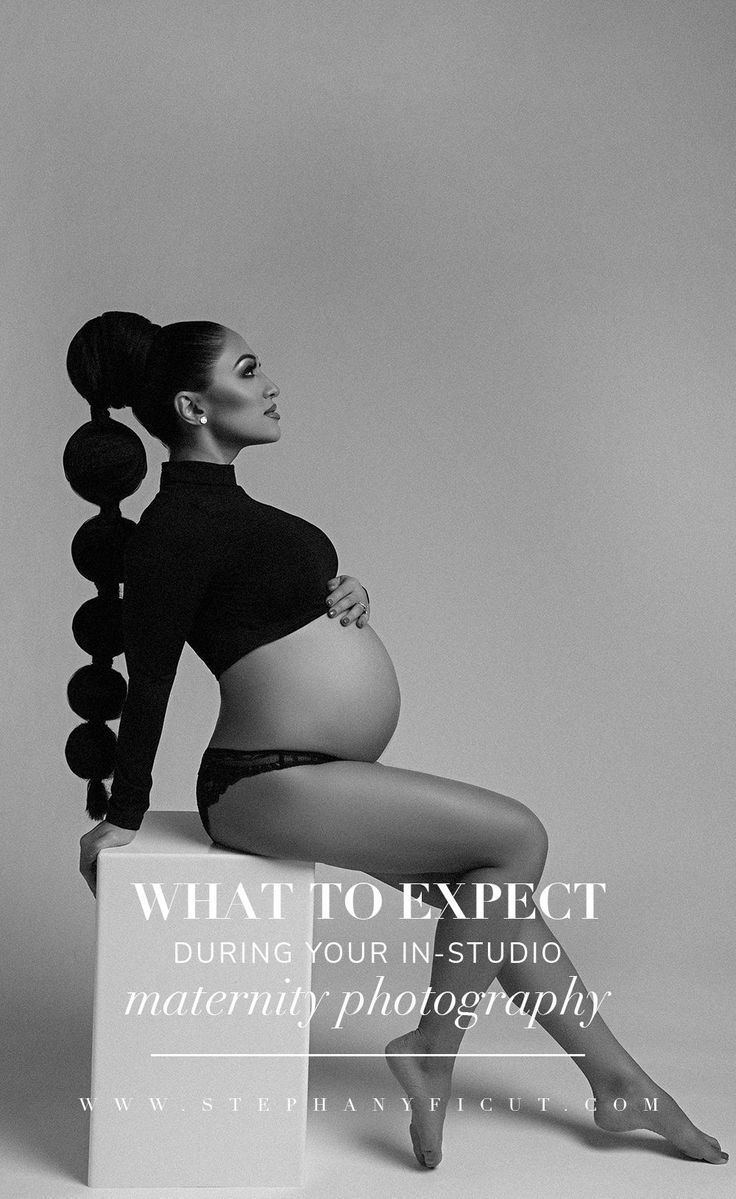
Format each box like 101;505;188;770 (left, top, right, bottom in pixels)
206;759;545;877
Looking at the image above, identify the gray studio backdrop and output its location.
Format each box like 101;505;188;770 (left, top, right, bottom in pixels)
3;2;735;1197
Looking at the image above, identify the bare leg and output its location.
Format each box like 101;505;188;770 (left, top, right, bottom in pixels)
208;759;547;1166
377;871;726;1165
205;760;727;1168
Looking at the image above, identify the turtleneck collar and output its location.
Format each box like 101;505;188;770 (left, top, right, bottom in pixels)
160;459;238;488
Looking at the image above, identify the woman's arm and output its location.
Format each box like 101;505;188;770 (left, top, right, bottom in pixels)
104;497;220;830
79;499;218;893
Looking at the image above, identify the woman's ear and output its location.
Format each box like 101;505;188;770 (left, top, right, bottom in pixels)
173;390;205;427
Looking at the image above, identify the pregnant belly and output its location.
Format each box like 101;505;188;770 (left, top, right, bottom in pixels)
209;612;401;761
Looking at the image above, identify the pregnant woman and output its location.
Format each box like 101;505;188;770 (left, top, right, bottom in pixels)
69;313;726;1171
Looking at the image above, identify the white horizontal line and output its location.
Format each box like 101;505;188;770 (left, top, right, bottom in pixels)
151;1052;584;1058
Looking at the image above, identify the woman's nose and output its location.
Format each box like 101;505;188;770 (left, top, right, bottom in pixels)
264;377;279;398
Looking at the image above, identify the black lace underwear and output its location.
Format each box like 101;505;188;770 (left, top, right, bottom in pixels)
196;746;342;837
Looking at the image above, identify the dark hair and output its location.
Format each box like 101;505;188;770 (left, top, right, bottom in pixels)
63;311;227;819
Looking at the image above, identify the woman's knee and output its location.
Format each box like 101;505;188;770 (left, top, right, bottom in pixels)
520;805;548;875
498;800;548;878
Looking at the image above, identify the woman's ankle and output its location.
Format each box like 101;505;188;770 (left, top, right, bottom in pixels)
412;1023;463;1059
585;1056;649;1100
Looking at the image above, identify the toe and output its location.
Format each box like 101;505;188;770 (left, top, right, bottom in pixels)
409;1122;425;1167
409;1120;442;1169
700;1131;728;1163
693;1140;727;1164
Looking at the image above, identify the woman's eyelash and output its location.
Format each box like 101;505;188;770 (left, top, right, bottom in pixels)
241;361;260;377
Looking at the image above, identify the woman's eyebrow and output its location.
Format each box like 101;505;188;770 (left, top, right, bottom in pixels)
232;353;257;371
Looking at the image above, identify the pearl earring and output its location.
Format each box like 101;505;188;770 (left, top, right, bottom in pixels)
199;416;208;425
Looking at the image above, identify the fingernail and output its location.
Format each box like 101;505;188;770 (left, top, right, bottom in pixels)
341;618;348;625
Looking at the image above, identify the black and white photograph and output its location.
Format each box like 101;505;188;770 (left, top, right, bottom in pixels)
3;2;734;1196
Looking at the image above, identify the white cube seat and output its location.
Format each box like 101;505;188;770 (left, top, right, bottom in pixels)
88;812;314;1188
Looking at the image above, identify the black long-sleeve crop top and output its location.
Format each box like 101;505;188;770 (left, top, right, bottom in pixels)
105;458;339;830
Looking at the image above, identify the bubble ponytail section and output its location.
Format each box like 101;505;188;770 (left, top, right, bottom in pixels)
64;313;152;819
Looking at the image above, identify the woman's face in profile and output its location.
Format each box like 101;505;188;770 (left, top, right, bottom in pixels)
198;327;281;448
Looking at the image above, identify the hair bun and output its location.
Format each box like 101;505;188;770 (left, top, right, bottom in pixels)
66;311;161;411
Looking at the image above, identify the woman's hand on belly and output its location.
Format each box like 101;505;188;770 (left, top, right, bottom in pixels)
325;575;370;628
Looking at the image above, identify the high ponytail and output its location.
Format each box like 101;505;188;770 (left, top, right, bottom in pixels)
63;311;227;819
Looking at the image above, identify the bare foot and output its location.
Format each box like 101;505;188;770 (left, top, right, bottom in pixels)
385;1028;455;1168
593;1070;728;1164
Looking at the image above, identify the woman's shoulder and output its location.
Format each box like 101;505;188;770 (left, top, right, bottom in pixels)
130;487;225;552
145;481;232;521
